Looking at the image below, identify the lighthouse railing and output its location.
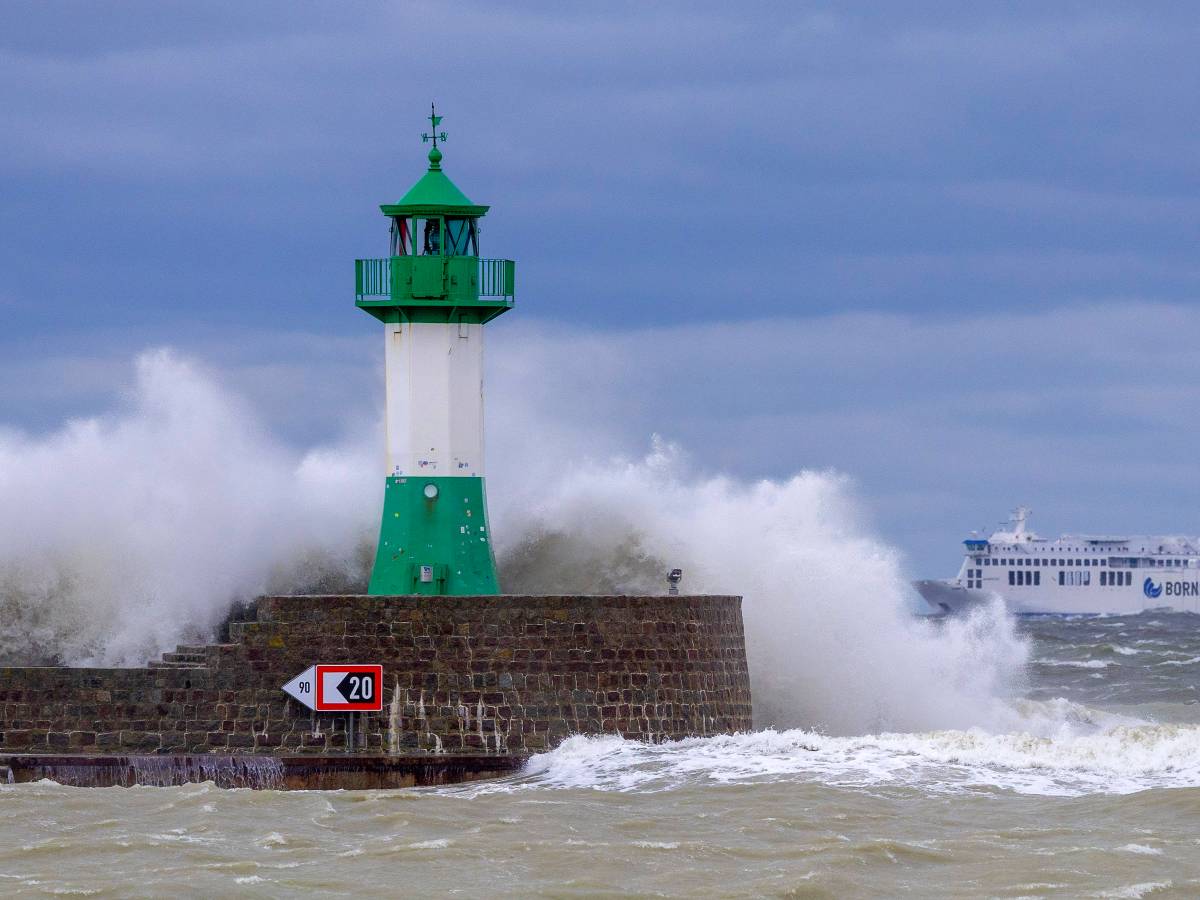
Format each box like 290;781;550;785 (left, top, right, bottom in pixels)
478;258;515;299
356;257;514;302
355;258;391;299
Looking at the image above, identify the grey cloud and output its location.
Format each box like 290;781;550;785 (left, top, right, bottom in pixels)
3;1;1199;332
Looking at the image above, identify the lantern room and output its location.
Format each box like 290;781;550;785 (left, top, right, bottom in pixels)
355;109;514;322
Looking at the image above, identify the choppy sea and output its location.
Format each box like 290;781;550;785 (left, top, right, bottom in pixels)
3;613;1199;898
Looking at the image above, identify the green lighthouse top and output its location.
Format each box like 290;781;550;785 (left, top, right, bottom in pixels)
381;104;489;218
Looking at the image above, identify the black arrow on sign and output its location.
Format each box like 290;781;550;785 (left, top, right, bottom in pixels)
336;671;371;703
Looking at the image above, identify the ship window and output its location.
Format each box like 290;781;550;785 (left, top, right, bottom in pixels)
1034;571;1041;585
1058;571;1065;586
1127;572;1132;585
983;559;990;566
1008;571;1015;586
1101;571;1108;586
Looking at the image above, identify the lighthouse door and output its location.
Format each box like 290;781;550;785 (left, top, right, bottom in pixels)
411;256;446;298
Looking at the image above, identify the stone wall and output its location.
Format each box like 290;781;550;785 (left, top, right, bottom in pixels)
0;595;752;756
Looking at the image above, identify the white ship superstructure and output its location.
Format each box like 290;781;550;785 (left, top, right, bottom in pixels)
916;507;1200;615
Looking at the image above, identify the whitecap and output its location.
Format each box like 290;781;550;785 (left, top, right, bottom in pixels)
1118;844;1163;855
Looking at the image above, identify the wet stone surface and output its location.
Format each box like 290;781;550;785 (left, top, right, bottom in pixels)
0;595;752;758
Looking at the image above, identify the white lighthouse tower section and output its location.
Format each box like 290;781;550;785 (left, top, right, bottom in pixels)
383;321;485;478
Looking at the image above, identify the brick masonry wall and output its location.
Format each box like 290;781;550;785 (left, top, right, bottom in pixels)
0;595;752;756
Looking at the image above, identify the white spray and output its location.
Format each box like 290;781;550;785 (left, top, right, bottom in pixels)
0;349;376;665
495;439;1028;734
0;348;1027;737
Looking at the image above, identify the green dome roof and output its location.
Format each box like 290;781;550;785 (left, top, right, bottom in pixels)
381;149;489;218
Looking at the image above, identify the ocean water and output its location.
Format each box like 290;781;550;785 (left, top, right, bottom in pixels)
3;613;1199;898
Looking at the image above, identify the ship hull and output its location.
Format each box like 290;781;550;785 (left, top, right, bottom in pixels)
914;578;1199;616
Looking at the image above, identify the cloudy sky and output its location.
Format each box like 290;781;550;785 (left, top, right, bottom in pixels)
2;1;1199;575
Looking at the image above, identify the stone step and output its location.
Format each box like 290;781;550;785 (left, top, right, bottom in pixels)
147;659;207;670
162;651;206;664
175;645;209;655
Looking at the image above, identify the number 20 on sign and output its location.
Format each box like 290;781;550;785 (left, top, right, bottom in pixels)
282;664;383;712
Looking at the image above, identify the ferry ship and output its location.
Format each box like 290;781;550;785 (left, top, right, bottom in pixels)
915;508;1200;615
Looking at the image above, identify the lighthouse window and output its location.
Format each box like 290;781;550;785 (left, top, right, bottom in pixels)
421;218;442;255
443;217;478;256
390;217;412;255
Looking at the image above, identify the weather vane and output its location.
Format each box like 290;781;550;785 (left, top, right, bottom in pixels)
421;103;447;150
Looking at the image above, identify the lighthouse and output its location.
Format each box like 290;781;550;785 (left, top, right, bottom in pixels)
356;106;515;595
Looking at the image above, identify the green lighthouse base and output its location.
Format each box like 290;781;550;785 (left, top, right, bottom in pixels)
368;475;500;595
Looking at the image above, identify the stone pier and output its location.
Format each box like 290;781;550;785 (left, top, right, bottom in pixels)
0;594;752;788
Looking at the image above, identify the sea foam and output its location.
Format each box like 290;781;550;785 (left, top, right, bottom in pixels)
503;709;1200;797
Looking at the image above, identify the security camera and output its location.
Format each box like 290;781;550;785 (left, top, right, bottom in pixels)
667;568;683;595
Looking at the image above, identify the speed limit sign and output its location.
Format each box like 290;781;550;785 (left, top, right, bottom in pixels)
282;664;383;712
